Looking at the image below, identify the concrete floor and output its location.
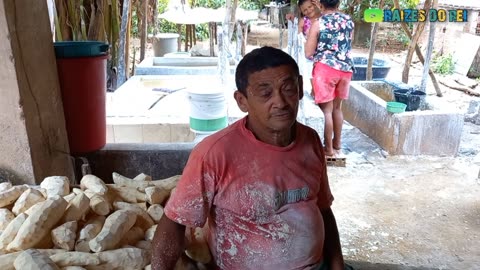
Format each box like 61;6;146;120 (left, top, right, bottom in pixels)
322;113;480;270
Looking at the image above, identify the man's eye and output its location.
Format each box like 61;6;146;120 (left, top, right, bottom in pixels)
283;88;297;96
259;91;272;97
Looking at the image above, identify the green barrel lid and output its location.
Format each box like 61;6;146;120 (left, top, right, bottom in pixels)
54;41;109;58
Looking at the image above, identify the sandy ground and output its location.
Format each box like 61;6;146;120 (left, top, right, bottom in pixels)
132;21;480;269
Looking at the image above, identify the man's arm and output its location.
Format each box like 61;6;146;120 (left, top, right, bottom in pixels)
321;207;344;270
151;215;186;270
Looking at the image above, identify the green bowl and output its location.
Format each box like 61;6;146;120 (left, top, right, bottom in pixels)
386;101;407;113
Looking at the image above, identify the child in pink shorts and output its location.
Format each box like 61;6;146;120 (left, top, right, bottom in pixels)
304;0;355;157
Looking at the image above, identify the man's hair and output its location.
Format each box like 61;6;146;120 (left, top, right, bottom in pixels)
320;0;339;9
235;46;299;96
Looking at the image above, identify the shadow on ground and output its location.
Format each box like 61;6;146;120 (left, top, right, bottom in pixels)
347;261;439;270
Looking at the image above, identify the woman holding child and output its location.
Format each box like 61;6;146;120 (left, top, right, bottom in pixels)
305;0;355;158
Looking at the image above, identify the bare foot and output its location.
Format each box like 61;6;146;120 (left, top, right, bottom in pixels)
333;148;343;157
324;147;335;157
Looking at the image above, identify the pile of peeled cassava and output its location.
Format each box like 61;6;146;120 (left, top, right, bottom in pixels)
0;172;212;270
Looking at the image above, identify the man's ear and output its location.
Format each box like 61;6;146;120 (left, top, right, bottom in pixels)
234;90;249;113
298;75;304;100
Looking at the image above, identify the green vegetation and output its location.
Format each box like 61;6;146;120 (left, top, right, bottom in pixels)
396;31;409;46
432;54;455;75
341;0;420;21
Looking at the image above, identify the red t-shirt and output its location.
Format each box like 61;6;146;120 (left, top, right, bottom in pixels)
164;117;334;269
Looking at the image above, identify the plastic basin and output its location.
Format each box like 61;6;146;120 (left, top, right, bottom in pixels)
386;101;407;113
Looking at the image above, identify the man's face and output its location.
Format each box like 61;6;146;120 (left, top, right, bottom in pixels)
234;65;303;134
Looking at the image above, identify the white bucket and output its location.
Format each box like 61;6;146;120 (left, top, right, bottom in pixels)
187;86;228;134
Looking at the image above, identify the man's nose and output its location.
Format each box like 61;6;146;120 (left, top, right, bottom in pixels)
272;90;287;108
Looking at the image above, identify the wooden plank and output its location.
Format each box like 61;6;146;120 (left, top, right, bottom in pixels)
453;33;480;76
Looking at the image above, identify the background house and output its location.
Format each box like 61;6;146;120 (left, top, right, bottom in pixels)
419;0;480;77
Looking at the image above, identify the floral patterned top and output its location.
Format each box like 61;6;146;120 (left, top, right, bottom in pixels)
302;16;312;37
313;12;355;72
302;17;314;61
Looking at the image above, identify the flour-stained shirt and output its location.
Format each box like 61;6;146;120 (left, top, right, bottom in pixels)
164;117;334;270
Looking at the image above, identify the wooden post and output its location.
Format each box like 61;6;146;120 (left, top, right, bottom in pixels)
177;24;182;52
235;21;242;61
292;18;298;63
139;0;148;61
209;22;215;56
367;0;385;80
189;24;194;48
152;0;158;36
117;0;131;87
214;23;217;45
241;21;248;56
1;0;74;184
193;25;196;45
287;19;294;56
185;24;189;52
402;0;431;83
224;0;238;41
420;0;438;93
217;24;229;85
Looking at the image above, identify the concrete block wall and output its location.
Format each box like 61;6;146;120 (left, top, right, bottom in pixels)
344;82;464;156
106;123;196;143
79;143;194;183
135;57;235;76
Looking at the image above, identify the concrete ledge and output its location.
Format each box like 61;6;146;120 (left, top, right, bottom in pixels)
77;143;195;183
347;260;438;270
344;82;464;156
135;57;235;76
106;75;245;143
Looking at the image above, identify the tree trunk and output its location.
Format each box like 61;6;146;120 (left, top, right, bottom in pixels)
209;22;215;56
420;0;438;93
125;1;132;75
402;0;431;83
117;0;130;87
152;0;158;36
366;0;385;81
223;0;238;43
177;24;182;52
393;0;442;97
55;0;71;41
227;0;238;41
140;0;147;61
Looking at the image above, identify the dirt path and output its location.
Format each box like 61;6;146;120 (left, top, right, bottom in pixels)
331;131;480;269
